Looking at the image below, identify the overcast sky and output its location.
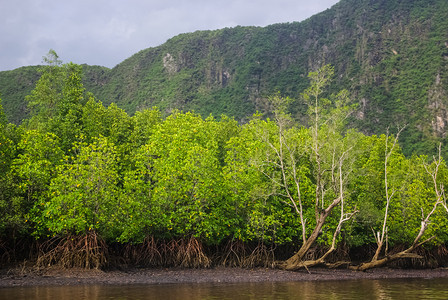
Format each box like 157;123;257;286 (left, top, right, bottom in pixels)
0;0;340;71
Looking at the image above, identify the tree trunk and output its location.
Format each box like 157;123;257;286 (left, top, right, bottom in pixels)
353;249;422;271
282;205;335;270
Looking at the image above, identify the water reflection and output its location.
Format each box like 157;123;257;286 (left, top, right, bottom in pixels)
1;278;448;300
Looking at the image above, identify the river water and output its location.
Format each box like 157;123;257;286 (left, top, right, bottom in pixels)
1;278;448;299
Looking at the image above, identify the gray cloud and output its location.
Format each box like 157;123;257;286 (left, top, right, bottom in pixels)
0;0;339;71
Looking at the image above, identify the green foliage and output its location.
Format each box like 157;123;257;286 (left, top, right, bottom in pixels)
12;130;63;200
348;134;407;246
224;117;309;244
0;66;41;124
142;112;230;243
24;55;87;151
0;122;20;235
0;128;61;237
391;155;448;245
1;50;448;268
0;97;6;126
32;136;120;239
81;97;134;168
128;107;162;147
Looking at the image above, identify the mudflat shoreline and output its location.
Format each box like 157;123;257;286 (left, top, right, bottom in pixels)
1;267;448;287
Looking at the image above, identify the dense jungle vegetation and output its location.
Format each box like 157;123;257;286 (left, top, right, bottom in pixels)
1;55;447;270
1;0;448;158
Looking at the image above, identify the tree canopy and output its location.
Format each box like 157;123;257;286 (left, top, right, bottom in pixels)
1;60;447;270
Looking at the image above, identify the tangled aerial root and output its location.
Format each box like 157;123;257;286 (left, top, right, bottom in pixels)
176;236;211;268
0;239;10;266
219;239;248;267
243;242;276;268
122;236;162;267
218;240;276;268
121;236;210;268
161;236;211;268
388;245;448;269
36;231;108;269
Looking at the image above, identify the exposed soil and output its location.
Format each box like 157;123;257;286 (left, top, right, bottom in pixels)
1;266;448;287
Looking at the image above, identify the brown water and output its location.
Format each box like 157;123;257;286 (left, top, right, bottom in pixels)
1;278;448;299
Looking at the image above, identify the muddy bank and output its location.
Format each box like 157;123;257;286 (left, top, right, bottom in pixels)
1;267;448;287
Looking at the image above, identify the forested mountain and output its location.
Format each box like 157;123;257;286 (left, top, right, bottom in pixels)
1;0;448;156
2;0;448;270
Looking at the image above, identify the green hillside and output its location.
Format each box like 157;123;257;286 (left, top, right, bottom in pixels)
1;0;448;156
